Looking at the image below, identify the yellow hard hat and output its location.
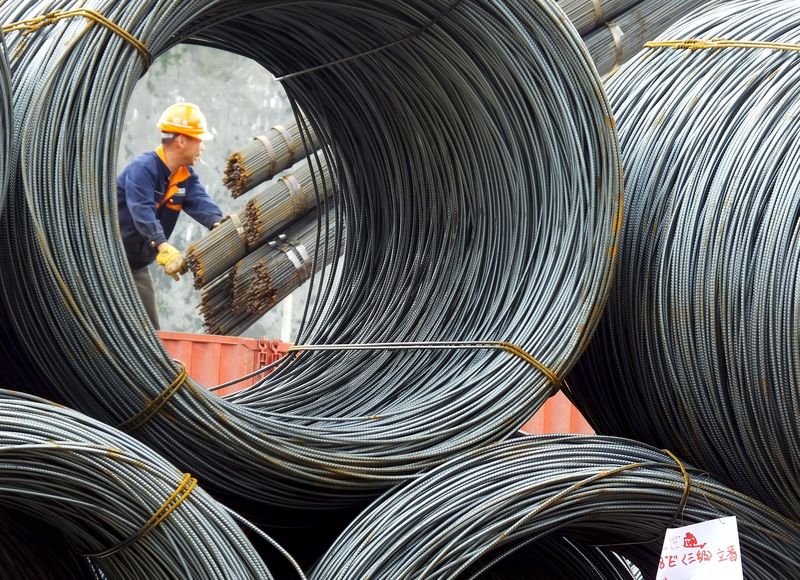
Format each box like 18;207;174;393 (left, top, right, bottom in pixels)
157;102;214;141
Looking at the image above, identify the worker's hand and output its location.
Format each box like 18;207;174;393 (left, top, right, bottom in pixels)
156;243;187;281
212;221;221;230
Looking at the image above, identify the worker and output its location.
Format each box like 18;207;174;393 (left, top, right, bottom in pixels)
117;102;223;329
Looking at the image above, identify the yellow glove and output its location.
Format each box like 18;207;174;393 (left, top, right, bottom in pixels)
156;243;187;281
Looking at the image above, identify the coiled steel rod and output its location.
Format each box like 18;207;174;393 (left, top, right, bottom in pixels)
0;30;9;214
0;0;620;509
568;0;800;520
0;390;294;579
223;114;321;197
312;436;800;579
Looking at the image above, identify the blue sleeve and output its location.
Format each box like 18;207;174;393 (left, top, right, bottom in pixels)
182;170;224;229
124;160;168;247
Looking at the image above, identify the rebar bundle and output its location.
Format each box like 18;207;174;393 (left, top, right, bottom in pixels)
202;208;342;336
223;114;321;197
0;390;290;579
0;0;620;509
243;154;332;248
186;154;332;288
568;0;800;520
582;0;710;77
312;436;800;579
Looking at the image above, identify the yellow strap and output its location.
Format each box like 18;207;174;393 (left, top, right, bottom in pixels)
2;8;151;67
86;473;198;558
645;38;800;53
287;340;561;386
118;362;189;432
662;448;691;527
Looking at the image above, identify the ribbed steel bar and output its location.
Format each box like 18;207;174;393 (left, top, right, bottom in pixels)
0;0;620;510
244;153;332;248
186;153;332;288
312;436;800;579
568;0;800;520
202;207;342;335
223;114;321;198
0;390;289;579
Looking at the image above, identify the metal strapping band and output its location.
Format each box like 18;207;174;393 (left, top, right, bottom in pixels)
2;8;151;68
229;214;248;249
287;340;561;386
281;174;306;215
269;235;311;282
271;124;298;164
85;473;198;558
593;0;604;26
117;361;188;432
254;135;276;175
607;22;625;76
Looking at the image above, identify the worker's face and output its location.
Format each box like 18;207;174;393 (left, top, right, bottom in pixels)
181;135;204;165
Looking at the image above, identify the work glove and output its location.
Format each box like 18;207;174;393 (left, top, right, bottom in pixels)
156;243;187;281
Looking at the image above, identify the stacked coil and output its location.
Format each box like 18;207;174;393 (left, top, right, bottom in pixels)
201;208;342;335
0;390;287;579
567;0;800;520
223;115;321;198
312;436;800;579
0;30;10;211
0;0;620;510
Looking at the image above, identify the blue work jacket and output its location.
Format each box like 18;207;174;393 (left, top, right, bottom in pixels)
117;146;223;270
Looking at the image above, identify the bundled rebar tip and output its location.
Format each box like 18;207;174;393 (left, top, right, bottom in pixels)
203;207;342;335
223;115;320;198
243;154;332;248
185;214;249;288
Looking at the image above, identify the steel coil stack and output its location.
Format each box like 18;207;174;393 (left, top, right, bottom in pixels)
312;436;800;579
567;0;800;520
223;114;321;198
0;0;620;510
0;390;293;579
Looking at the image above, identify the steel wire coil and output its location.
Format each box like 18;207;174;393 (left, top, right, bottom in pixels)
0;30;9;215
202;207;342;335
312;435;800;579
0;0;620;509
223;114;321;198
0;389;294;579
0;511;100;579
567;0;800;520
480;536;642;580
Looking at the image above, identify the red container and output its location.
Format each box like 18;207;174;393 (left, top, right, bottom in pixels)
159;331;592;433
519;391;594;435
158;331;290;396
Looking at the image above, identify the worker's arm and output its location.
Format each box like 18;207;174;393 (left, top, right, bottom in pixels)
123;161;169;249
181;170;224;230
